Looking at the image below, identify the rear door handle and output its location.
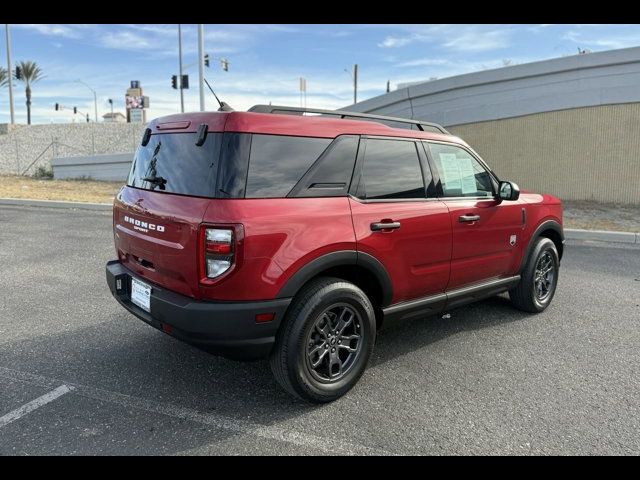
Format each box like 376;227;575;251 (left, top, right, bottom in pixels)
459;214;480;223
371;221;401;231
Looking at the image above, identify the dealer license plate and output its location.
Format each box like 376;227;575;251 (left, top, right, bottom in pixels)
131;277;151;313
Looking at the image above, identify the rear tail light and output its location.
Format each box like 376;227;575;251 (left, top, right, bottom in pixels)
199;225;242;284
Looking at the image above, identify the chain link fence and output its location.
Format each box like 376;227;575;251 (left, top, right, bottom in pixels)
0;122;146;176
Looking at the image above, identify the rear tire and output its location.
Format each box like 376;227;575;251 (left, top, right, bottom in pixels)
509;237;559;313
270;277;376;403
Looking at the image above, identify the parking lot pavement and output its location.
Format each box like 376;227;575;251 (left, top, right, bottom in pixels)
0;204;639;456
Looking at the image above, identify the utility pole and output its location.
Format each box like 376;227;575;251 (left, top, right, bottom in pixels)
178;24;184;113
77;80;98;122
299;77;306;108
197;24;205;112
353;64;358;104
5;24;15;125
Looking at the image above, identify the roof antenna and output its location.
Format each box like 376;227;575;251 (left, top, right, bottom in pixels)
204;78;234;112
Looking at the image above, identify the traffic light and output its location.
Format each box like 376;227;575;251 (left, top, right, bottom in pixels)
86;114;90;123
220;58;229;72
55;103;59;111
204;54;210;68
181;74;189;89
73;106;77;114
15;65;22;80
171;75;178;89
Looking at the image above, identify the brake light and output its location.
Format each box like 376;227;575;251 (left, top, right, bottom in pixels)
203;228;234;279
199;225;244;285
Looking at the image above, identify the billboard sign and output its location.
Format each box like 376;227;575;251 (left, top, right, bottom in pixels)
126;95;144;109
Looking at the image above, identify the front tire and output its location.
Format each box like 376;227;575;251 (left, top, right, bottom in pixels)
509;237;559;313
270;277;376;403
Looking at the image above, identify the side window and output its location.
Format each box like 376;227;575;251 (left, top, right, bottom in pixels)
216;133;251;198
428;143;494;198
357;139;425;200
245;134;332;198
289;135;359;197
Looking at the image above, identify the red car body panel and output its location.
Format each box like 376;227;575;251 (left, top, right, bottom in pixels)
348;198;452;303
443;197;526;289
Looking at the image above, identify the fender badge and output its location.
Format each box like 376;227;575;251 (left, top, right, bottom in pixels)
510;234;517;246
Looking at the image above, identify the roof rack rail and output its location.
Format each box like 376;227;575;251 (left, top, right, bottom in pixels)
248;105;450;135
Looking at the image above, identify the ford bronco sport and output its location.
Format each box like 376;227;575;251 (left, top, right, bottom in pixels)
106;105;564;403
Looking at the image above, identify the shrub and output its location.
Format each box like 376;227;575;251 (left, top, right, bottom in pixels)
33;165;54;179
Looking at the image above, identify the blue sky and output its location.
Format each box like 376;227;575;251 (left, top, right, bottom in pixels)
1;24;639;124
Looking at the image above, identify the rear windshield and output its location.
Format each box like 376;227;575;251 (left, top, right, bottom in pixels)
127;131;348;199
127;132;222;197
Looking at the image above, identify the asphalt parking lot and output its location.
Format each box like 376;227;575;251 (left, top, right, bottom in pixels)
0;204;639;455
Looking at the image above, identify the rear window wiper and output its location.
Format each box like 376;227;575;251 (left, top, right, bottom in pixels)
142;175;167;190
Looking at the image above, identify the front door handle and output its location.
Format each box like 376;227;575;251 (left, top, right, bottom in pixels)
459;214;480;223
371;221;401;231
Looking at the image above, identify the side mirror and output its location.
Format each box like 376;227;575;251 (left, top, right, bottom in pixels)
499;181;520;201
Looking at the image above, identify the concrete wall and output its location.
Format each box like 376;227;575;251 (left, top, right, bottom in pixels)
346;47;640;205
447;103;640;205
51;153;133;181
0;122;146;175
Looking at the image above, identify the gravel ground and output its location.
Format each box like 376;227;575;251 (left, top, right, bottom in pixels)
563;200;640;232
0;175;122;204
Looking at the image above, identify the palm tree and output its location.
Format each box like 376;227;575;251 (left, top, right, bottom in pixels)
14;61;44;125
0;67;8;88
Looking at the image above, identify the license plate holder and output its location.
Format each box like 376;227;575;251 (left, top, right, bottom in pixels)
130;277;152;313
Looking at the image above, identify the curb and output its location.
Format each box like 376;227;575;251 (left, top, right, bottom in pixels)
564;228;638;244
0;197;112;211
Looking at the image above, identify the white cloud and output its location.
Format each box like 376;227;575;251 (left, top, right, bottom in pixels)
99;31;153;50
563;30;640;50
396;58;451;68
377;25;512;52
13;24;84;39
378;36;413;48
443;29;511;52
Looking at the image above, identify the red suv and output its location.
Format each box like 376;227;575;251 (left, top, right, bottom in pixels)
106;105;563;403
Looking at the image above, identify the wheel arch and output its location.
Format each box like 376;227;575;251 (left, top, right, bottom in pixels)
276;250;393;326
521;220;564;273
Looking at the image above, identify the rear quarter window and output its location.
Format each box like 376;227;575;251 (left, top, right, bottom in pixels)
245;134;332;198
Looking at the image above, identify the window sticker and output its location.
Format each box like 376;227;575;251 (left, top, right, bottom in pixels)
439;153;461;191
459;157;477;194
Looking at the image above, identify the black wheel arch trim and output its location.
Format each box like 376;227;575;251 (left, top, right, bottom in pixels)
276;250;393;307
520;219;564;272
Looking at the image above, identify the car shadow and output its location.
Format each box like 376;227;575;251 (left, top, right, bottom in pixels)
370;294;530;368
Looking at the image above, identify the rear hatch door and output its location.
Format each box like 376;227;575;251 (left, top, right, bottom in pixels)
114;123;224;299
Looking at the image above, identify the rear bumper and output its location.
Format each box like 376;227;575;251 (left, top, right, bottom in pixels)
106;260;291;360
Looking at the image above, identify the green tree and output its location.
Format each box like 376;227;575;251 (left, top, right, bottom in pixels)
0;67;8;88
14;61;45;125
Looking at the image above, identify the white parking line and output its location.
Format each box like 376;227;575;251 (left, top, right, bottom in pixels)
0;367;391;455
0;384;74;428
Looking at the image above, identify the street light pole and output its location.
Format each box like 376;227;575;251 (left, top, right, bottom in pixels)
178;24;184;113
5;24;15;125
353;64;358;104
197;24;205;112
77;79;98;122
